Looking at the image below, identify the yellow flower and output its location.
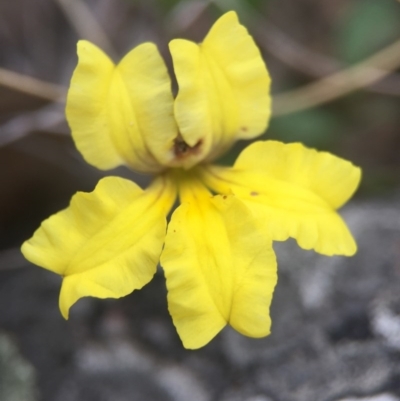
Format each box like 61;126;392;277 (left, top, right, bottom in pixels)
21;11;361;349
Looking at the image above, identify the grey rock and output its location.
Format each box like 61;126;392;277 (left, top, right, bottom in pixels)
4;193;400;401
333;394;400;401
220;194;400;401
56;335;209;401
371;285;400;350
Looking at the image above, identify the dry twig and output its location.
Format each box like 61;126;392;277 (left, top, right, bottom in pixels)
272;38;400;116
253;20;400;97
0;103;67;147
212;0;400;116
54;0;116;57
166;0;211;33
0;67;65;102
2;0;400;119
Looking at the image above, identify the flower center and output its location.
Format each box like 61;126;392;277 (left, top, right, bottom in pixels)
173;137;203;160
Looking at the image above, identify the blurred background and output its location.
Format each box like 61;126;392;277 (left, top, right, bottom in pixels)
1;1;400;401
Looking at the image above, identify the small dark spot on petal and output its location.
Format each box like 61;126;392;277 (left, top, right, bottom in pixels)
222;195;227;199
241;126;248;132
173;137;203;159
250;191;259;196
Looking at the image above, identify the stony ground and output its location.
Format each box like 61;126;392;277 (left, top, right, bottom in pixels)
1;1;400;400
1;192;400;401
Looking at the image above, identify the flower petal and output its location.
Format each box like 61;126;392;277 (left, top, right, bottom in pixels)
235;140;361;209
169;11;271;164
200;141;361;256
160;181;277;349
66;41;178;172
21;176;176;318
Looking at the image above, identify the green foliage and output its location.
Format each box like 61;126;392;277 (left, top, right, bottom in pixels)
243;0;267;11
0;333;37;401
267;109;343;150
336;0;400;64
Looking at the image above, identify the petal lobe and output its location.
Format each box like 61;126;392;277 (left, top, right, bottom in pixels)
161;179;277;349
22;176;176;318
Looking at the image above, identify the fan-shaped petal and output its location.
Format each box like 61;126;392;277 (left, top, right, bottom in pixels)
160;181;277;349
66;41;178;172
169;11;271;165
21;176;176;318
200;141;361;256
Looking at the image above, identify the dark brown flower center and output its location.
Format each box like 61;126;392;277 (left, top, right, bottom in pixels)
173;137;203;159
